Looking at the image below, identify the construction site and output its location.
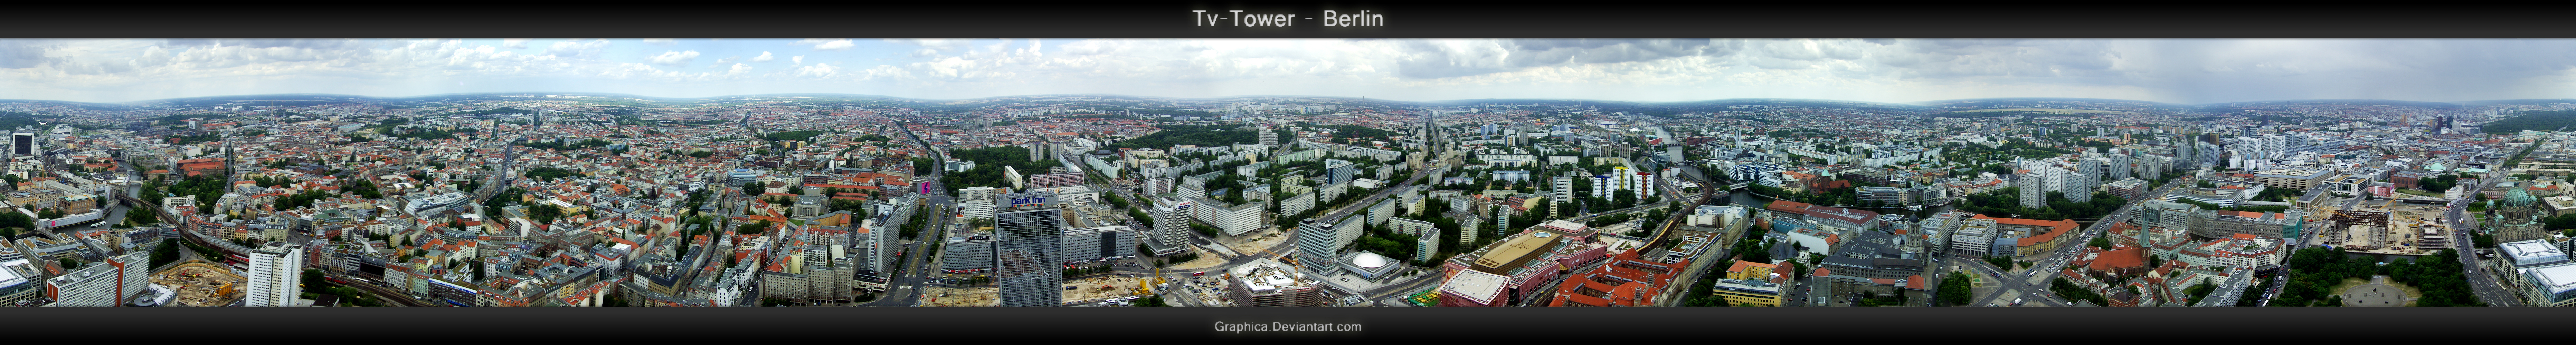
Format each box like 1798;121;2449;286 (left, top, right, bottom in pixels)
1227;257;1322;306
1162;246;1229;272
2316;206;2453;258
151;261;243;307
917;276;1153;306
1176;273;1241;307
918;286;1000;307
1063;276;1149;306
1216;229;1295;260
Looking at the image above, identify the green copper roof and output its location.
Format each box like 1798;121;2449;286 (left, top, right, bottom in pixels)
2504;181;2538;207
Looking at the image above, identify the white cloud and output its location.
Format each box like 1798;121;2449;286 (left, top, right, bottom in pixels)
885;39;975;52
796;39;855;51
796;63;839;78
646;50;700;66
15;38;2576;104
861;65;908;80
0;39;643;101
643;39;676;46
545;39;610;58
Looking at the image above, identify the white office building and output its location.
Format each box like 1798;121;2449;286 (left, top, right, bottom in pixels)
1294;217;1365;272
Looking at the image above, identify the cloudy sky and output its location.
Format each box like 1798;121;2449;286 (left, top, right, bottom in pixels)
4;39;2576;105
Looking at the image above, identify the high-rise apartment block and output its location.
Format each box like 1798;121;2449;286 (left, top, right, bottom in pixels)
2017;159;2048;209
245;243;305;307
2069;158;2098;203
1551;176;1575;213
42;253;146;306
1028;172;1086;189
2106;154;2131;181
1193;196;1268;236
1324;159;1355;186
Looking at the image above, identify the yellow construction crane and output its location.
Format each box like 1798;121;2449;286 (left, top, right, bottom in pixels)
1136;260;1164;296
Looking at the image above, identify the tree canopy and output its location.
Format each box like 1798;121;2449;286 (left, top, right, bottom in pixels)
2483;110;2576;134
939;146;1061;190
1108;124;1259;149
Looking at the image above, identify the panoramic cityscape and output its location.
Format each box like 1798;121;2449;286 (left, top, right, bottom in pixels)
2;39;2575;307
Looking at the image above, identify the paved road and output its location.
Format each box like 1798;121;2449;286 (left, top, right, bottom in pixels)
1953;180;2177;307
875;121;950;306
2441;175;2519;306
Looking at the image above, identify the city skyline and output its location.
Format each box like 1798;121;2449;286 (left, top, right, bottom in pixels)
13;39;2576;105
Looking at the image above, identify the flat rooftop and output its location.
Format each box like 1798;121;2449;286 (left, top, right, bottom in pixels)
1439;269;1512;305
1712;278;1782;293
0;260;27;289
1473;231;1562;270
2529;263;2576;294
2502;240;2570;268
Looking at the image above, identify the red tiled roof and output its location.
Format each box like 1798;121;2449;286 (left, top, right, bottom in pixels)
2087;248;2148;272
1767;200;1815;214
1727;260;1776;275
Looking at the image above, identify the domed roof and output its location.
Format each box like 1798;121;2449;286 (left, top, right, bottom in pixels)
1352;252;1389;268
2505;181;2537;207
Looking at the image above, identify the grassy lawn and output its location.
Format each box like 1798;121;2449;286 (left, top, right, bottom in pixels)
2327;277;2423;307
2394;189;2442;197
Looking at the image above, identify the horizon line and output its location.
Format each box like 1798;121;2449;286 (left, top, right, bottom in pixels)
2;92;2564;109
